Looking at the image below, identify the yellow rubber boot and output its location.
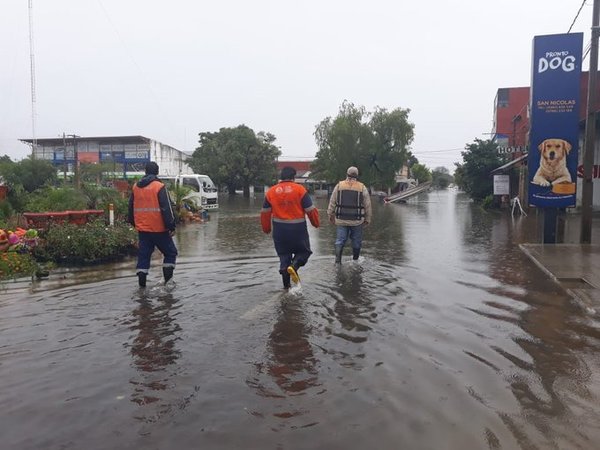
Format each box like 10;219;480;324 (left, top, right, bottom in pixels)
287;265;300;284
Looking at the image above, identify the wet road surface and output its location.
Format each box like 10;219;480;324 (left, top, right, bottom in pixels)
2;190;600;449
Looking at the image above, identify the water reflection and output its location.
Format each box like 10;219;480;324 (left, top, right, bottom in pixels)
331;265;372;341
463;204;599;447
5;190;600;449
247;294;321;420
127;292;182;412
265;299;319;397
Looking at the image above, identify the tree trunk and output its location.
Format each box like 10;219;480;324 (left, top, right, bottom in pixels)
243;183;250;198
227;183;237;196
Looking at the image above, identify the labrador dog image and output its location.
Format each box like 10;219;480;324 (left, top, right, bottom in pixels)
532;138;572;187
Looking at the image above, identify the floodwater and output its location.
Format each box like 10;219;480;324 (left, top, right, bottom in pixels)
2;189;600;450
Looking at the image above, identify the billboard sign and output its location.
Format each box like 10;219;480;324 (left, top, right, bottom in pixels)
528;33;583;207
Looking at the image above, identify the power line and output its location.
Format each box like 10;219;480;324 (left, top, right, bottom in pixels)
414;147;463;154
568;0;588;33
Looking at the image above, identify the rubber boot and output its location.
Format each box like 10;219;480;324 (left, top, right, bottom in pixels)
280;269;291;289
137;271;147;288
287;260;301;284
162;266;174;284
335;245;343;264
352;248;361;260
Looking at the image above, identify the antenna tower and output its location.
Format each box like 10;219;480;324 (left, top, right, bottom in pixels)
28;0;37;158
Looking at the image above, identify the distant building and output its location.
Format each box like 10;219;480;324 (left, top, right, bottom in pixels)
20;135;191;177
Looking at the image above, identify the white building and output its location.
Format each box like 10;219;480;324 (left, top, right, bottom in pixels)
20;135;193;177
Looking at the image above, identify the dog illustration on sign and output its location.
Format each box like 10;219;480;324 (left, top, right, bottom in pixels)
531;138;572;187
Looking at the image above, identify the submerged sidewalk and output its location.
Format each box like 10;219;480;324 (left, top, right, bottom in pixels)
518;211;600;306
520;243;600;307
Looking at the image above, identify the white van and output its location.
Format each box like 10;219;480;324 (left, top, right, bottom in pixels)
161;174;219;210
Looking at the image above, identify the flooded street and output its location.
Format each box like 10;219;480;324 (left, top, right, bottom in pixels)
3;189;600;449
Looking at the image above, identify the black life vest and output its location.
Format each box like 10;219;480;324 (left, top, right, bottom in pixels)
335;181;365;220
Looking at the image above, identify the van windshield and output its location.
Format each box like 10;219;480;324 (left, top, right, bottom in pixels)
182;177;200;192
198;176;217;192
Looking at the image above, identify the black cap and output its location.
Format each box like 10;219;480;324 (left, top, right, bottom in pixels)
145;161;159;175
280;166;296;181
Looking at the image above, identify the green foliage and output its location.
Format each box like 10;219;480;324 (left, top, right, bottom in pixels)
79;162;116;183
481;194;495;209
0;252;37;280
455;139;504;201
431;166;453;189
81;184;128;218
25;187;88;212
313;101;415;188
189;125;281;196
0;200;14;225
34;219;137;263
0;157;57;193
411;163;432;184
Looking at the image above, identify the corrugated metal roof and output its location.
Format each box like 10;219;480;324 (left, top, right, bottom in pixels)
490;153;528;174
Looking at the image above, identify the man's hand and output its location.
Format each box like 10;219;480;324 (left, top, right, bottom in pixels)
169;229;176;237
363;220;370;227
329;215;335;225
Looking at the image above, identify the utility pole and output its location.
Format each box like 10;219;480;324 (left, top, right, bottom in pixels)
581;0;600;243
73;135;80;189
62;132;67;182
65;134;80;189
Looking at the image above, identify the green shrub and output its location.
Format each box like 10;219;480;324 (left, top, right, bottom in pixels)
0;200;13;224
25;187;88;212
0;252;37;280
481;194;495;210
34;219;137;264
81;184;128;218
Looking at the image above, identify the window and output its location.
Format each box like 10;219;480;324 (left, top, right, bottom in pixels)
497;88;509;108
182;177;200;192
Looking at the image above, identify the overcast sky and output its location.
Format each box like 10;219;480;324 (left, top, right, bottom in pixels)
0;0;595;172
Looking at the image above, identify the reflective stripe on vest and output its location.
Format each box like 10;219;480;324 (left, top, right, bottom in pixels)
132;181;167;232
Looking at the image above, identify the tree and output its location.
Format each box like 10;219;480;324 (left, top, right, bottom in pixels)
455;139;503;201
411;163;431;184
189;125;281;197
313;101;415;188
79;162;115;184
431;166;453;189
0;157;57;193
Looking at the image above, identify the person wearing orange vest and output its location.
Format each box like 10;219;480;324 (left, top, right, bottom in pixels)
261;166;320;289
128;161;178;287
327;166;372;263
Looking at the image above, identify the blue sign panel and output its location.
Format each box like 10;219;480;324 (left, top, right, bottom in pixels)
528;33;583;207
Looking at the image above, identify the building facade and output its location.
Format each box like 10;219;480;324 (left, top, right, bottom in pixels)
492;73;600;210
20;135;192;177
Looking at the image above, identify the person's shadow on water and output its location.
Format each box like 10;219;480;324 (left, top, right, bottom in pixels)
127;292;182;413
246;295;321;421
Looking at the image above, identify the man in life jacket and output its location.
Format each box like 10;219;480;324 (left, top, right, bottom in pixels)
327;166;372;263
128;162;178;287
261;166;320;288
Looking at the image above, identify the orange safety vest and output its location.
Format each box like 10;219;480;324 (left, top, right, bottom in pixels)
132;181;167;232
266;181;308;223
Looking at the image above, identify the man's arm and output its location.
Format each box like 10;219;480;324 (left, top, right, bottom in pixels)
327;184;339;224
363;186;372;224
127;193;135;227
260;196;272;233
158;185;177;231
301;192;320;228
